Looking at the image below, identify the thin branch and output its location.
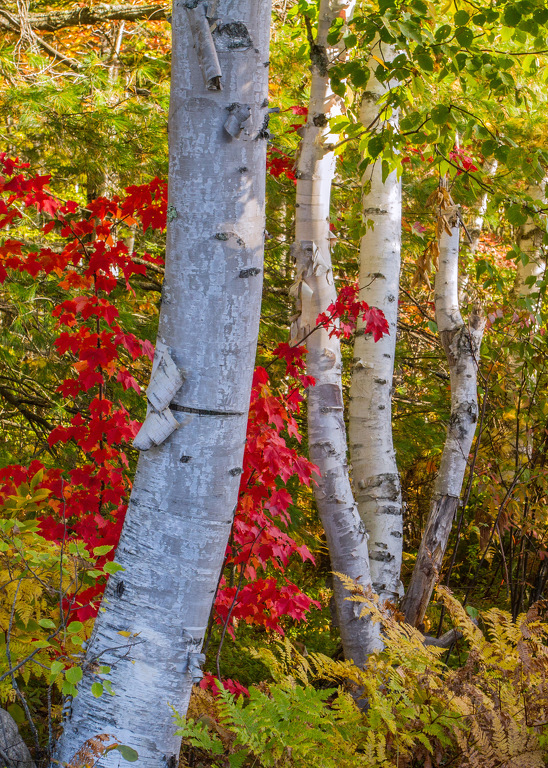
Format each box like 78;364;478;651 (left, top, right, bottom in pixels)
0;3;168;33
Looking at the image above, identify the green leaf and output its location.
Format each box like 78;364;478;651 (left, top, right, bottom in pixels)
466;605;479;619
61;681;77;697
31;639;51;649
65;666;83;685
504;5;521;26
50;660;64;677
103;561;125;575
67;621;83;634
38;618;56;629
431;105;450;125
367;134;384;158
481;139;497;157
416;53;434;72
91;682;104;698
455;27;474;47
454;10;469;25
93;545;114;556
506;203;528;226
343;33;357;49
114;746;139;763
435;24;451;41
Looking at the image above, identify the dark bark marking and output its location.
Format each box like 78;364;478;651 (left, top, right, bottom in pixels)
170;404;244;417
214;21;253;50
239;267;261;278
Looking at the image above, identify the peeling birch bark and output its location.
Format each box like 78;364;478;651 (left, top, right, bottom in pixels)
133;343;186;450
349;42;403;604
185;0;222;90
291;0;379;666
53;1;271;765
402;194;485;628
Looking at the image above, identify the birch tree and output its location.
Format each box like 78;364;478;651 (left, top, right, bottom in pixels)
402;185;485;627
53;1;272;764
290;0;380;665
516;180;547;300
348;43;403;605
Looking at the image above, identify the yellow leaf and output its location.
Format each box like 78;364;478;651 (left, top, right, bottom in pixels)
371;55;387;69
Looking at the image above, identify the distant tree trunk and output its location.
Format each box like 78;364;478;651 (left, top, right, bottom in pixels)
291;0;378;665
458;158;497;303
516;180;547;299
349;43;403;605
402;186;485;627
53;2;271;765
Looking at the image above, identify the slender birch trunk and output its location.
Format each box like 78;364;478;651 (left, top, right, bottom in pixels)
402;187;485;627
458;159;497;304
291;0;378;665
54;2;271;765
516;180;547;299
348;43;403;604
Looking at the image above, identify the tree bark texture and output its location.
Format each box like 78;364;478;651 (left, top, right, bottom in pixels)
349;43;403;604
291;0;379;666
53;2;271;765
402;196;485;627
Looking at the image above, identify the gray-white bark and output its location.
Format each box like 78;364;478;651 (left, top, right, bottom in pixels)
291;0;379;666
349;43;403;604
53;1;271;765
402;197;485;627
0;710;35;768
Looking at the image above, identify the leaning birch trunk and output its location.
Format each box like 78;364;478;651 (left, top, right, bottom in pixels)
291;0;378;665
54;2;271;765
402;188;485;627
348;43;403;604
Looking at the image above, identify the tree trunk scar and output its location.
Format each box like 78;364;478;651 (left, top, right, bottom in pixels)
169;404;244;417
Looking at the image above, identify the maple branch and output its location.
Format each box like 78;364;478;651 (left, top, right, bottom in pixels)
0;3;168;33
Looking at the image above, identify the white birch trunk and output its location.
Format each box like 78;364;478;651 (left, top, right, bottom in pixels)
458;159;497;303
516;180;547;299
54;2;271;765
402;198;485;627
349;44;403;604
291;0;378;665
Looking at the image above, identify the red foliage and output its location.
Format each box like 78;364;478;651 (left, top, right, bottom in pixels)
266;148;296;182
0;155;165;622
0;155;320;636
199;673;249;699
316;283;390;341
0;155;388;649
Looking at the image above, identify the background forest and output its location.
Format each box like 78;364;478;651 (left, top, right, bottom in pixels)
2;0;548;766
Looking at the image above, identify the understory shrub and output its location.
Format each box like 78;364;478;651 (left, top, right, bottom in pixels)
175;583;548;768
